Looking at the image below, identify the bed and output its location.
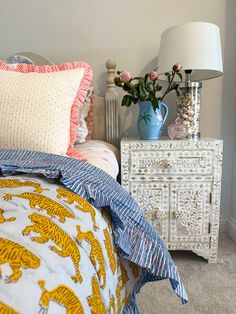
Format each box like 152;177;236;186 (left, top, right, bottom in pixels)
0;52;187;314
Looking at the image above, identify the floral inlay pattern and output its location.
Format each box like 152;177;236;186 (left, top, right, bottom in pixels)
174;190;203;234
121;138;223;263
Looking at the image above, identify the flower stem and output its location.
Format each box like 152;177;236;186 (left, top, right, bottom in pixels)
153;80;155;97
160;71;176;101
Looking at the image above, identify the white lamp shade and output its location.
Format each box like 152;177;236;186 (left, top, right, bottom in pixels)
158;22;223;81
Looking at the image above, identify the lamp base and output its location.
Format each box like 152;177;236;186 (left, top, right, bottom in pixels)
188;131;201;140
177;81;202;139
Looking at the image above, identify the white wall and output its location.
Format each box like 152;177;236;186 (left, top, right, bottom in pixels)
2;0;225;134
0;0;225;132
2;0;235;228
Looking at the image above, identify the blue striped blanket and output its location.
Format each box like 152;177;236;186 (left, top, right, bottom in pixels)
0;149;188;306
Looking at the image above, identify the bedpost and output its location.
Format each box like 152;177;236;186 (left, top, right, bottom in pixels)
105;60;119;148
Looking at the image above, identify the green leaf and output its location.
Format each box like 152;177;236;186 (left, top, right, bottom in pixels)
122;95;134;107
138;79;146;101
169;82;179;91
140;77;145;87
176;87;182;96
176;72;183;81
144;73;149;85
114;78;123;87
126;82;139;98
165;72;171;83
155;85;162;92
146;82;153;93
145;95;152;101
123;83;131;93
152;98;159;111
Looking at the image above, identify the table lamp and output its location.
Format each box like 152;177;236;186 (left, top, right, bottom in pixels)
158;22;223;139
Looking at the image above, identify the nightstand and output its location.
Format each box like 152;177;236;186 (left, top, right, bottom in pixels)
121;137;223;263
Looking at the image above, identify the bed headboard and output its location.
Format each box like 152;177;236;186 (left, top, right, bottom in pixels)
5;52;120;149
105;60;119;148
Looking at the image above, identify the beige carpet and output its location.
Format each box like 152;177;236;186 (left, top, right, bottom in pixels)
137;233;236;314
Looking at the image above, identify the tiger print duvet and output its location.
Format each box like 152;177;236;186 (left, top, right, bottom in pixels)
0;175;138;314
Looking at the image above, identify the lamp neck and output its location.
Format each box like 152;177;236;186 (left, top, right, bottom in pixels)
179;81;202;89
181;69;202;89
185;69;192;83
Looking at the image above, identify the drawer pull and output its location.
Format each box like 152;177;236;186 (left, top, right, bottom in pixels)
157;159;172;170
173;211;181;218
146;210;168;220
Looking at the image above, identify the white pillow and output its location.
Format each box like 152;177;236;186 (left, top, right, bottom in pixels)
76;87;94;144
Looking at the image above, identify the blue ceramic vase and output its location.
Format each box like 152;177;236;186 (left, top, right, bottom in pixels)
137;100;168;140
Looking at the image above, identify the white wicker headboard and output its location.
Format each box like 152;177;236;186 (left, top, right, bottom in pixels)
5;52;120;149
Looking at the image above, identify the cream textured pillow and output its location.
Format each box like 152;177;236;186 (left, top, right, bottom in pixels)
0;61;93;159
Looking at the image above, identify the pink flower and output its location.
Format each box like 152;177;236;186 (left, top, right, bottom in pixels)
149;70;159;81
120;71;132;82
172;63;182;72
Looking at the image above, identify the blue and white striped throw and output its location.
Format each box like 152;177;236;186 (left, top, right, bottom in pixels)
0;149;188;305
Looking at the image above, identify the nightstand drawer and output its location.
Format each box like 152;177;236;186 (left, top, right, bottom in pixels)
129;149;213;176
130;181;169;242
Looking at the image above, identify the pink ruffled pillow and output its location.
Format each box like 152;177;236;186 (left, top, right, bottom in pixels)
0;61;93;160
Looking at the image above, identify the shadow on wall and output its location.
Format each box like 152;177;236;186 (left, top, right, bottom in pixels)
221;0;236;233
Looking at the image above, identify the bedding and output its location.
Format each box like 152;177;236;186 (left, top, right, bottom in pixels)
0;61;92;159
0;174;136;313
0;149;188;314
74;140;120;179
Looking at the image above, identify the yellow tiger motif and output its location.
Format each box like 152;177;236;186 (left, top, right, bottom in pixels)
122;292;131;306
4;192;74;223
0;179;47;193
103;228;116;275
128;262;139;279
108;291;116;314
56;187;98;230
117;260;129;286
115;285;130;314
114;247;119;255
115;283;122;314
101;209;112;231
0;237;40;283
116;259;133;313
0;208;16;223
86;277;106;314
38;280;84;314
0;301;19;314
76;225;106;289
22;213;82;283
115;261;131;313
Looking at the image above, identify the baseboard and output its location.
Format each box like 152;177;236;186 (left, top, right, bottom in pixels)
227;215;236;242
219;215;227;232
